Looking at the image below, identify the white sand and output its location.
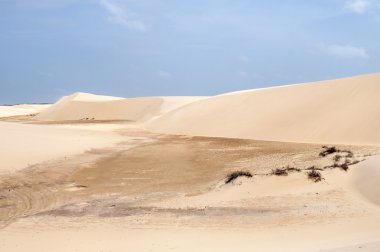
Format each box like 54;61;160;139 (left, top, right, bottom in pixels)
1;74;380;251
1;215;380;252
0;104;50;118
350;155;380;206
36;92;205;122
0;121;123;173
1;157;380;252
147;73;380;145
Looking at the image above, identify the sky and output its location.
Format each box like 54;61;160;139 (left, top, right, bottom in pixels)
0;0;379;104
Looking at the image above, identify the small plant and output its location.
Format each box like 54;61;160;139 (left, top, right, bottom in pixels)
307;169;323;182
331;162;340;168
340;162;349;171
333;154;342;162
272;168;288;176
319;146;338;157
225;171;253;184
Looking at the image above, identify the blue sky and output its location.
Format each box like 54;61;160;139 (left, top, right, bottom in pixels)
0;0;379;104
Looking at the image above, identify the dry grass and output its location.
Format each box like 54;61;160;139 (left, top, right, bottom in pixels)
307;169;323;182
225;171;253;184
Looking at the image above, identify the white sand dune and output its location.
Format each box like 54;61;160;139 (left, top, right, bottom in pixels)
147;73;380;145
0;104;50;118
1;74;380;251
351;155;380;206
36;92;205;122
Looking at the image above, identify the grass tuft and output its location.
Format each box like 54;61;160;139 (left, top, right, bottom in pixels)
307;169;323;182
319;146;338;157
271;168;288;176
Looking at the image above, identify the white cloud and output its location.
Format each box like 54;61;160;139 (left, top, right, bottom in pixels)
345;0;370;14
99;0;147;32
321;44;369;59
157;70;172;79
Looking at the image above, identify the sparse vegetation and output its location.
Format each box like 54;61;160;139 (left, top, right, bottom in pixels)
319;146;338;157
307;169;323;182
344;150;354;158
284;165;301;172
340;162;349;171
225;171;253;184
222;147;366;185
272;168;288;176
333;154;342;162
305;166;323;171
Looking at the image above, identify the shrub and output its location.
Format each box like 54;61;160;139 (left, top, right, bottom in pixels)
307;169;323;182
340;162;349;171
333;155;342;162
225;171;253;184
331;162;340;168
319;146;338;157
272;168;288;176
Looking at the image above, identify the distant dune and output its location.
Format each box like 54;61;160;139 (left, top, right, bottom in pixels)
35;92;205;122
31;74;380;144
0;104;50;118
147;74;380;145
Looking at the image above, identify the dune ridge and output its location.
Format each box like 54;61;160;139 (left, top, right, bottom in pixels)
146;73;380;145
0;104;50;118
36;92;205;122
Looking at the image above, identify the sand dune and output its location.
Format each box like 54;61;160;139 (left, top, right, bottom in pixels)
147;74;380;145
351;155;380;206
36;92;205;122
2;74;380;251
0;104;50;118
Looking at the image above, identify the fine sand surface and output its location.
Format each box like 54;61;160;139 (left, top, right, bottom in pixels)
1;74;380;251
0;129;379;251
0;104;50;118
35;92;205;122
147;74;380;145
0;121;127;173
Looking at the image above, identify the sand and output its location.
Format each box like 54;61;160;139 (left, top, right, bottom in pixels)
0;121;127;174
0;104;50;118
0;131;379;251
147;73;380;145
1;74;380;251
35;92;205;122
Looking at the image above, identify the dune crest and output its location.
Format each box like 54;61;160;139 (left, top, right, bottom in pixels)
36;92;205;122
147;73;380;145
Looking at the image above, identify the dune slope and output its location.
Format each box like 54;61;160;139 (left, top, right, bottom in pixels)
351;155;380;206
147;74;380;145
36;92;205;122
0;104;50;118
